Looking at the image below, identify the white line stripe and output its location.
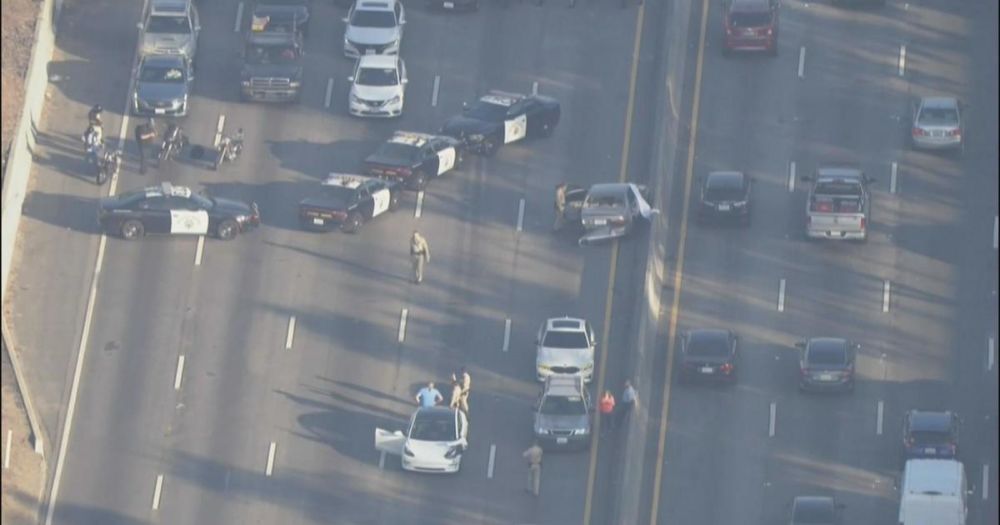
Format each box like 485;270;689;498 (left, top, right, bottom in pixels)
876;400;884;435
398;309;408;343
993;216;998;250
378;450;386;470
502;319;511;352
788;161;796;192
285;316;296;350
324;77;334;109
3;430;11;469
151;474;164;510
173;355;185;390
532;81;539;96
988;337;995;372
516;198;525;232
890;162;898;194
983;464;990;501
414;191;425;218
194;235;205;266
431;75;440;107
265;442;277;476
797;47;806;78
213;115;226;148
898;45;906;76
234;2;244;32
777;279;786;312
487;444;496;479
882;280;891;313
768;402;777;437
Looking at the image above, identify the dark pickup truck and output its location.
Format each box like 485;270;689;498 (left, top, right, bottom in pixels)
240;12;303;102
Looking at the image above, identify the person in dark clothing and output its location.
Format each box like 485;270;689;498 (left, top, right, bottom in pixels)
134;118;157;174
88;104;103;127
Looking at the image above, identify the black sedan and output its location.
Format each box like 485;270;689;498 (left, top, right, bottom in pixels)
99;182;260;240
441;91;560;156
298;173;401;233
902;410;960;460
796;338;857;393
426;0;479;11
133;54;193;117
678;329;740;383
697;170;753;225
364;131;463;191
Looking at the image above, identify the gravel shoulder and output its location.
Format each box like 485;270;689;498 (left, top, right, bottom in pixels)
1;0;39;170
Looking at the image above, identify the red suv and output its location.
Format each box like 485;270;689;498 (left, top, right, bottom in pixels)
723;0;779;56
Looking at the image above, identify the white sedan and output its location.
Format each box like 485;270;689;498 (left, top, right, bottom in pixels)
348;54;407;118
375;407;468;473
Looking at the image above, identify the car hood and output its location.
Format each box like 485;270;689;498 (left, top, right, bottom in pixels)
212;197;254;216
535;413;589;432
441;115;497;138
136;81;187;103
345;25;400;46
351;84;402;101
243;62;302;79
537;346;593;368
405;438;461;458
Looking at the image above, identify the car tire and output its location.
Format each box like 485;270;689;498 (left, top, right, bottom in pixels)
481;137;499;157
341;212;363;234
121;220;144;240
217;219;239;240
389;191;401;212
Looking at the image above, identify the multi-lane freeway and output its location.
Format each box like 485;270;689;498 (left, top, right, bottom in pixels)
4;0;997;524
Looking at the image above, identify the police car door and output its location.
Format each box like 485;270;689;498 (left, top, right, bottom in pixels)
503;103;528;144
432;142;455;175
169;196;210;235
370;180;391;217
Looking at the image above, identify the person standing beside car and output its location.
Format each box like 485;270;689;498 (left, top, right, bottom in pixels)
134;117;156;174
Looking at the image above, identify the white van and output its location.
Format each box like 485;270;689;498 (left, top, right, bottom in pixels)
898;459;968;525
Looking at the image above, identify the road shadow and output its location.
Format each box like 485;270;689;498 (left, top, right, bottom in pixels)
21;191;101;235
267;138;376;180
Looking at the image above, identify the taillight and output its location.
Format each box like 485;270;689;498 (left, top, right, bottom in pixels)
399;167;412;176
720;363;734;374
949;129;961;137
912;127;926;137
765;28;773;36
859;217;866;230
798;367;807;377
904;436;914;446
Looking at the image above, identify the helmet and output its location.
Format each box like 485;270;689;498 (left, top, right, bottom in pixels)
92;104;103;113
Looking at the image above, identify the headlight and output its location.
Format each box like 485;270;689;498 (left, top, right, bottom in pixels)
468;133;485;143
444;445;462;459
289;80;301;88
733;200;747;207
572;428;589;436
534;425;548;435
537;364;551;371
403;445;414;457
350;94;363;104
241;80;251;87
234;215;249;224
386;95;401;105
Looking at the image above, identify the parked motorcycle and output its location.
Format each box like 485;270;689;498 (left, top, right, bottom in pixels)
95;147;122;185
213;128;244;170
159;124;187;163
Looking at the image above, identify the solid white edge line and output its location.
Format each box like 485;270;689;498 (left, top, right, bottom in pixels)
324;77;334;109
398;309;408;343
234;2;244;33
285;316;297;350
173;355;185;390
788;161;796;192
983;464;990;501
988;336;995;372
777;279;786;312
151;474;164;510
882;280;891;313
502;319;511;352
768;402;776;437
431;75;440;107
378;450;386;470
890;161;898;194
415;191;425;218
3;429;11;469
194;235;205;266
487;444;496;479
532;81;539;96
797;47;806;79
898;45;906;77
265;442;277;477
876;400;884;435
516;198;525;232
214;115;226;148
993;216;998;250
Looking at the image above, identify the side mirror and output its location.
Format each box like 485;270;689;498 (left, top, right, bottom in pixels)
342;17;350;23
136;22;144;30
393;430;404;437
794;341;806;349
402;78;409;84
347;76;355;83
194;25;201;32
853;343;862;350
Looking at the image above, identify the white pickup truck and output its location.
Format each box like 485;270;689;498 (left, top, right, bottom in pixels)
801;167;874;242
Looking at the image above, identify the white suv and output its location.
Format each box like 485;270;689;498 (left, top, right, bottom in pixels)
535;317;596;382
348;55;407;118
342;0;405;59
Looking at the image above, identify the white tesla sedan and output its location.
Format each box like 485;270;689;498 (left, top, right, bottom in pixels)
376;406;468;473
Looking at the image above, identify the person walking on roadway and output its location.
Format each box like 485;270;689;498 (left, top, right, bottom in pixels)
522;441;543;496
452;366;471;414
134;117;156;174
553;182;568;231
616;380;638;429
449;379;465;412
410;230;431;284
415;382;443;408
599;390;616;434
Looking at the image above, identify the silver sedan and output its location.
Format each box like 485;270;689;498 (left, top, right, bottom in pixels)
911;96;964;153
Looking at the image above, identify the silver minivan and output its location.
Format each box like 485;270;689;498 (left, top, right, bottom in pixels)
139;0;200;59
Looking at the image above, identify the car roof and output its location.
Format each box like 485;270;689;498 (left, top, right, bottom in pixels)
150;0;190;15
414;406;457;421
908;411;955;432
479;91;524;107
807;338;848;352
322;173;377;189
920;96;959;109
141;54;187;67
356;0;395;11
903;459;964;495
358;54;398;69
588;183;629;198
792;496;836;522
546;317;586;332
706;171;745;187
544;375;585;396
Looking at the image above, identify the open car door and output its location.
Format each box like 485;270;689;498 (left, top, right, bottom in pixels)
374;428;406;456
563;184;588;223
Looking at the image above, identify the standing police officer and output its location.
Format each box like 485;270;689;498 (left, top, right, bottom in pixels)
410;231;431;284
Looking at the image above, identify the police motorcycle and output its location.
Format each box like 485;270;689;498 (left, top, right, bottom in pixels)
159;123;187;163
213;128;244;170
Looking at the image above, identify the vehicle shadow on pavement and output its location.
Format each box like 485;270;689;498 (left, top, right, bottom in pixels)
21;191;101;235
268;138;376;180
262;240;410;284
319;378;417;408
200;181;316;233
36;500;146;525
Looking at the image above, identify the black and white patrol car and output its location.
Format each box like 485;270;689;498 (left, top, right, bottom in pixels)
364;131;463;191
441;90;560;156
98;182;260;240
298;173;402;233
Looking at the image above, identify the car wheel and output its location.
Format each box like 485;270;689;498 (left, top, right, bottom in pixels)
121;220;144;240
389;191;401;211
217;219;239;240
341;212;363;234
481;138;499;157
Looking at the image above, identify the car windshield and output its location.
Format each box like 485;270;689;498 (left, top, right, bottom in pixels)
704;184;745;201
542;331;589;349
540;395;587;416
147;15;191;34
357;67;398;86
140;64;186;83
192;194;214;209
584;192;626;208
247;44;299;64
350;9;397;28
687;335;730;357
808;345;846;365
318;186;357;208
918;107;959;126
464;101;509;122
374;142;419;163
730;12;771;28
410;415;455;441
910;429;953;445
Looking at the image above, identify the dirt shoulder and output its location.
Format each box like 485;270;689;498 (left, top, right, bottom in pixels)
1;0;40;171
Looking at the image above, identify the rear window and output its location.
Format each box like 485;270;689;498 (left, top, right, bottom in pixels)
374;142;420;164
687;335;730;357
543;331;589;349
814;181;862;196
793;502;835;523
730;12;772;28
808;345;846;365
918;108;959;126
810;196;861;213
540;395;587;416
909;429;954;445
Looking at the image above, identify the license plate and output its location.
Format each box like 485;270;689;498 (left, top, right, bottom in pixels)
593;219;607;226
154;108;166;115
924;447;937;454
818;373;835;381
718;204;731;212
556;437;568;445
932;130;944;137
443;1;455;7
312;218;324;225
700;366;714;374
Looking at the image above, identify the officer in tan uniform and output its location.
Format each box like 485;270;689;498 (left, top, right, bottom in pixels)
553;182;568;231
522;441;543;496
410;231;431;284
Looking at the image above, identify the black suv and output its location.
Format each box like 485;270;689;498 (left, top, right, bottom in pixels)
902;410;960;460
678;329;740;384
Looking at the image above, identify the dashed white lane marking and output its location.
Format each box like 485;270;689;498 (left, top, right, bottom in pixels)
531;81;539;96
173;355;186;390
487;444;497;479
993;216;998;250
876;400;884;435
890;162;898;194
265;442;277;477
983;464;990;501
777;279;786;312
194;235;205;266
285;316;297;350
234;2;244;32
415;191;425;218
787;161;796;192
151;474;164;510
502;319;512;352
797;47;806;79
3;430;11;469
516;198;525;232
768;402;777;437
213;115;226;148
898;45;907;77
398;309;408;343
378;450;386;470
431;75;441;107
988;336;995;372
882;280;891;313
324;78;334;109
